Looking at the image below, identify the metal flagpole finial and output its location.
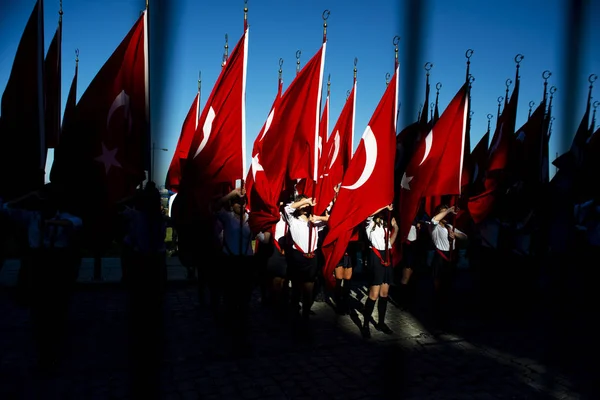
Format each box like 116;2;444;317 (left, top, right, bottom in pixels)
542;70;552;83
59;0;63;16
506;78;513;90
327;73;331;95
594;100;600;110
296;50;301;74
529;101;535;117
590;73;598;88
385;72;391;86
198;70;201;91
222;34;229;67
322;10;330;42
75;49;79;63
279;57;283;77
436;82;442;92
393;36;400;64
487;113;493;129
430;102;435;119
353;57;358;80
424;62;433;76
497;96;504;106
466;49;474;60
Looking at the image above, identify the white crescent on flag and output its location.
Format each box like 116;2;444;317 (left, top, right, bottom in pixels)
194;106;216;158
107;90;132;132
342;126;377;190
328;130;340;170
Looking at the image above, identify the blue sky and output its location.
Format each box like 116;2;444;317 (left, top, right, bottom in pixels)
1;0;599;187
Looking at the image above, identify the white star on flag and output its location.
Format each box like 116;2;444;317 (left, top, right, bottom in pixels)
95;142;122;174
251;153;264;180
400;172;413;190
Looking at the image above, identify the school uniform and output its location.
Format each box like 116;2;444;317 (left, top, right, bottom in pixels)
283;203;326;283
365;215;394;286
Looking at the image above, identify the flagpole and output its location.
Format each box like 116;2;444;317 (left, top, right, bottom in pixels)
38;0;46;186
222;34;229;68
58;0;63;142
240;0;248;255
386;36;399;265
144;0;151;184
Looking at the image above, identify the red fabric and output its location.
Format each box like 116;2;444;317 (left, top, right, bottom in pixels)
285;47;326;184
50;10;147;206
44;21;61;149
184;29;248;186
467;77;520;224
246;79;283;231
321;66;399;289
302;93;329;199
395;83;468;265
165;92;199;192
0;0;45;201
249;43;326;235
314;83;355;217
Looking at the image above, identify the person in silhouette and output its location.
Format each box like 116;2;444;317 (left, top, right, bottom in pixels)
1;183;83;372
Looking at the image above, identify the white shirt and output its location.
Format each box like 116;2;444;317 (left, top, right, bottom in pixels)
407;225;418;242
365;216;393;251
430;219;465;251
284;204;325;253
1;202;83;249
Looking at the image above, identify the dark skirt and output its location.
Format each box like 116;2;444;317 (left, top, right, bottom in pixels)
367;248;394;286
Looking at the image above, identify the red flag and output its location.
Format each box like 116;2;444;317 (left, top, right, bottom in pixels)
396;83;468;260
0;0;45;201
314;81;355;217
61;57;78;133
50;10;148;207
467;76;520;224
44;16;61;149
184;28;248;187
285;49;326;185
303;90;330;199
249;43;326;234
321;66;399;288
165;92;199;192
246;77;283;217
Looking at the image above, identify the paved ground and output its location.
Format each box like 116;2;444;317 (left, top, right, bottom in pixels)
0;257;595;399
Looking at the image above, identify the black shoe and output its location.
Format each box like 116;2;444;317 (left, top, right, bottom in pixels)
377;322;393;335
361;325;371;339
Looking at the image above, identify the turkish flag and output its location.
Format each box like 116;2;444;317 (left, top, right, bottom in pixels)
313;81;355;217
302;92;330;199
165;92;199;192
467;77;520;224
50;10;147;209
184;28;248;186
249;43;326;235
396;83;468;262
321;66;399;288
246;78;282;221
44;18;61;149
0;0;45;201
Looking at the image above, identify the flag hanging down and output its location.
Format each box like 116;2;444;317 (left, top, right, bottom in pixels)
321;65;399;289
248;42;326;235
50;10;148;207
396;83;468;262
301;88;330;199
0;0;45;201
183;27;248;187
44;15;62;150
313;80;355;217
61;57;78;135
165;92;200;192
246;76;282;219
467;76;520;224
